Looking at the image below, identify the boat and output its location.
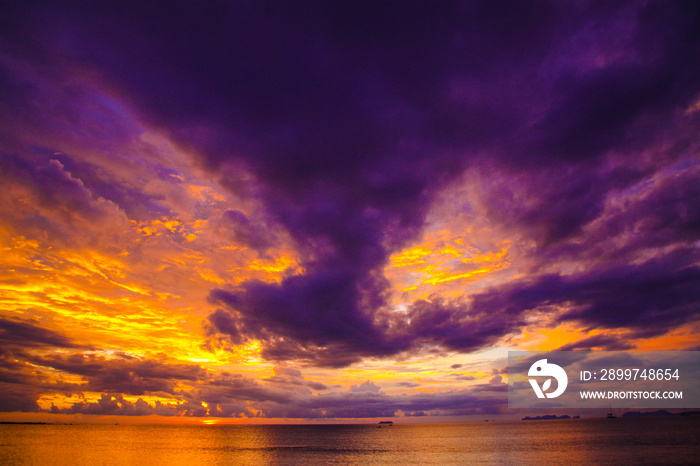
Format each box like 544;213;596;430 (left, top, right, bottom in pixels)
378;421;393;426
607;403;617;419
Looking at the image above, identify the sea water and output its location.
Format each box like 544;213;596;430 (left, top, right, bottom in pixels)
1;416;699;465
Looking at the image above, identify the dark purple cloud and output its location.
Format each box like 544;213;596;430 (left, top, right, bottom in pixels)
0;320;82;412
262;366;327;391
0;333;209;414
27;352;206;396
0;318;82;350
0;384;41;413
1;1;699;367
0;154;113;224
542;165;700;262
470;248;700;336
216;209;276;253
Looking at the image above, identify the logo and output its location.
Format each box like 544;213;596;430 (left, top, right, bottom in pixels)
528;359;568;398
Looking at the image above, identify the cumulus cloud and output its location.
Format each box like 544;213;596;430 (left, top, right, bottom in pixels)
350;380;382;394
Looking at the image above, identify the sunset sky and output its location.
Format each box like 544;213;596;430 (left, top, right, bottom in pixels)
1;1;699;423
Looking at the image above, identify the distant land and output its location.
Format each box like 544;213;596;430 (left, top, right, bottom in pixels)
522;415;578;421
623;410;700;418
522;411;700;421
0;422;49;425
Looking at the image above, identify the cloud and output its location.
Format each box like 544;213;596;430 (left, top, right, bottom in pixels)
2;342;511;418
0;1;698;375
48;394;211;417
468;248;700;337
208;221;700;365
0;154;127;222
208;270;395;366
0;319;84;412
556;334;636;351
27;352;205;396
0;318;82;349
552;165;700;263
451;375;478;382
253;381;508;419
263;366;327;391
215;209;275;253
0;384;41;412
208;290;527;366
0;152;133;249
350;380;382;394
143;2;698;364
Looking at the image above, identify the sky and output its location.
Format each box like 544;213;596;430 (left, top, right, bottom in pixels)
0;1;699;423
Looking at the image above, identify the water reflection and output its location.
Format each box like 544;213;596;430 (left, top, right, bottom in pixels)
1;417;698;465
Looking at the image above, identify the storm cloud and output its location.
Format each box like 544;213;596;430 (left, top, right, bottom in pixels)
0;0;699;417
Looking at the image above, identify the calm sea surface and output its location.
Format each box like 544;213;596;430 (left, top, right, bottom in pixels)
1;417;699;465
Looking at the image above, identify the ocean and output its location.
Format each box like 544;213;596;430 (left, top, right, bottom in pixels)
1;416;699;464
